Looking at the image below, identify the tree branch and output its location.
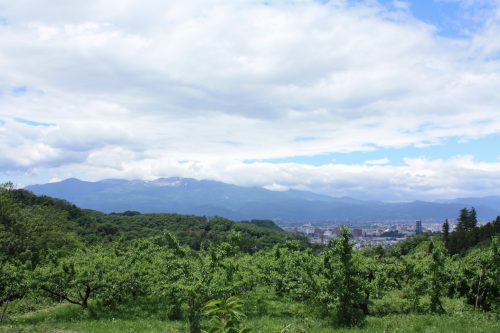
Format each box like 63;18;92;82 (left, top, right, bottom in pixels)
40;287;82;306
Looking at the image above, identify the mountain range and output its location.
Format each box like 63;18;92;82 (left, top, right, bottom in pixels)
25;177;500;224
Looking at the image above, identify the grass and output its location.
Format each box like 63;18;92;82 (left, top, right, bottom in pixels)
1;303;499;333
1;292;498;333
0;304;185;333
248;313;500;332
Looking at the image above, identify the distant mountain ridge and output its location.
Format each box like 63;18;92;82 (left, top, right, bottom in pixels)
25;178;500;224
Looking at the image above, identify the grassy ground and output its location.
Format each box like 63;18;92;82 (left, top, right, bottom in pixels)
1;303;499;333
248;313;500;332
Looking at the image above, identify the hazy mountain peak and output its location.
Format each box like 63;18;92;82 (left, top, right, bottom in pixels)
61;177;85;183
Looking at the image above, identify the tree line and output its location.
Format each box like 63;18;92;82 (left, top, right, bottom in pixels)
443;207;500;255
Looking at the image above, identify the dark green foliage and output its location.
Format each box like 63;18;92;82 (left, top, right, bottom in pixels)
239;219;283;232
110;210;141;216
442;219;450;248
447;216;500;254
468;207;478;229
74;213;304;252
456;207;477;232
7;188;84;220
0;188;81;269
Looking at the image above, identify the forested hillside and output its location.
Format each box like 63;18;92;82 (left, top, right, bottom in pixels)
1;183;499;332
3;184;305;253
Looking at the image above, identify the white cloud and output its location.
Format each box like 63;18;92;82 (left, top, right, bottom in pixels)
0;1;500;200
10;154;500;201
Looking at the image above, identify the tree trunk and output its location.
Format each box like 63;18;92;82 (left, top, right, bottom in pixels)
0;302;8;322
359;302;369;315
475;268;485;310
188;296;201;333
81;286;91;309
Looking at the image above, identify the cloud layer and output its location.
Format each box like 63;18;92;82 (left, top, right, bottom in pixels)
1;0;500;200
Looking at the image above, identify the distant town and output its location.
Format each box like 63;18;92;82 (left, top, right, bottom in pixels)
281;220;487;248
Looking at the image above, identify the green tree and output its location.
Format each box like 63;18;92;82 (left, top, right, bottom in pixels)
33;246;117;310
492;236;500;311
0;262;27;321
428;242;446;313
0;194;80;269
448;216;500;254
456;240;500;310
467;207;478;230
356;254;382;315
456;208;470;232
265;241;320;300
173;238;253;333
95;239;166;312
403;256;427;313
150;232;192;320
322;226;365;327
442;219;450;249
456;208;477;233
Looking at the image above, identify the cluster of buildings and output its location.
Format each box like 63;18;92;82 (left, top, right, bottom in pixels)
283;221;444;248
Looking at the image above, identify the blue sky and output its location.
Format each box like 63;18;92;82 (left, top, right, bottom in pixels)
1;0;500;200
250;134;500;166
378;0;496;37
14;117;55;127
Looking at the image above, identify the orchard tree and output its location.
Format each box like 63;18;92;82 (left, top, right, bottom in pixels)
0;262;27;321
150;232;193;320
401;254;427;313
265;240;320;300
0;198;80;269
96;238;167;311
456;238;500;310
170;232;254;333
322;226;365;327
34;246;118;310
428;242;447;313
492;236;500;311
356;254;383;315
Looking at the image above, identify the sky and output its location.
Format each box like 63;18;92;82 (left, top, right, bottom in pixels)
1;0;500;201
